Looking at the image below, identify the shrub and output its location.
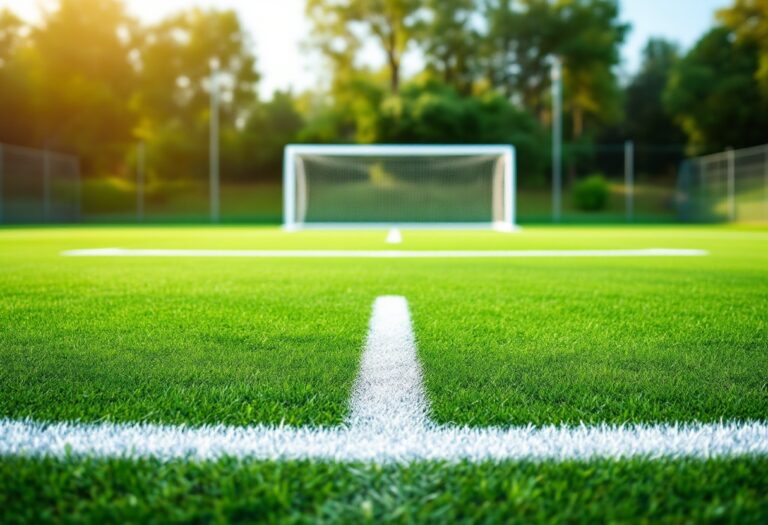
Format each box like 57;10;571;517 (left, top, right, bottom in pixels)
573;174;610;211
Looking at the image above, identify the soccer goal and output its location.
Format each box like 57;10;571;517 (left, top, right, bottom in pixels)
283;144;516;231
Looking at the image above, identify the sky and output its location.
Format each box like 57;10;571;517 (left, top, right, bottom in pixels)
1;0;732;98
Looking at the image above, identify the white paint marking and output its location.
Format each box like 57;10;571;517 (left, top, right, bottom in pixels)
62;248;709;258
348;296;428;433
385;228;402;244
1;295;765;463
2;420;766;463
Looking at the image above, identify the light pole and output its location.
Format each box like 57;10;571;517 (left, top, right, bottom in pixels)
137;141;145;222
624;140;634;222
551;57;563;223
209;58;221;223
726;147;736;222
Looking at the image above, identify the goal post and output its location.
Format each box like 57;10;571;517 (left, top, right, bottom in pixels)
283;144;517;231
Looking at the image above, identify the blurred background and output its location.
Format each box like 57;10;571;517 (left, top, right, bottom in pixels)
0;0;766;225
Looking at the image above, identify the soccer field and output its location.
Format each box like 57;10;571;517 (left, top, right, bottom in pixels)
1;225;767;523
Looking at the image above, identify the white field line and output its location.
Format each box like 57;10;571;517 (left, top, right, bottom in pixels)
348;297;428;433
386;228;403;244
2;295;766;463
62;248;709;258
2;420;767;463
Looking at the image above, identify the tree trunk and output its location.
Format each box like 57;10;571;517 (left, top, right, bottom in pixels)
386;22;400;94
573;105;584;138
389;52;400;93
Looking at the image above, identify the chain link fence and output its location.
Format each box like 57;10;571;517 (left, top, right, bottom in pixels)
678;144;768;223
519;142;683;223
0;143;81;224
13;140;762;225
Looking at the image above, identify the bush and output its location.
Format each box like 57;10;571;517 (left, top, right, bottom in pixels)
573;174;610;211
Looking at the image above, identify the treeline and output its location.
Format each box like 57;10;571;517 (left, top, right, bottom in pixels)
0;0;766;187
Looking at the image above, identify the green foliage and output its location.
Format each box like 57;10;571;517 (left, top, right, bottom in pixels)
306;0;422;93
718;0;768;96
664;26;768;152
0;0;764;193
485;0;628;137
305;0;629;159
377;80;548;184
418;0;479;96
625;39;684;145
557;0;629;136
234;91;305;181
572;174;610;211
136;8;261;182
1;0;137;172
0;9;35;146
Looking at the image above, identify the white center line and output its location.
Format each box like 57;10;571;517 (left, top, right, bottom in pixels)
348;296;428;433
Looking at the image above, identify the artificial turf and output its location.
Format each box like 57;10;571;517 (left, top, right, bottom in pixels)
1;226;766;426
2;457;766;524
1;225;767;522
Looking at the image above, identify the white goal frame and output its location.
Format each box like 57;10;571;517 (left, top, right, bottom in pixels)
283;144;517;231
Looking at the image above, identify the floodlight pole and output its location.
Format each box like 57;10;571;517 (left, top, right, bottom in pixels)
764;148;768;220
74;157;81;222
136;141;145;222
624;140;634;222
551;57;563;223
43;148;51;222
0;143;4;224
209;59;221;223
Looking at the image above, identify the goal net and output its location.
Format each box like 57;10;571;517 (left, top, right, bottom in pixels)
283;145;516;230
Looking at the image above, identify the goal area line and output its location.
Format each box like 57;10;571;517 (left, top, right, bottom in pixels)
284;222;519;232
62;248;709;258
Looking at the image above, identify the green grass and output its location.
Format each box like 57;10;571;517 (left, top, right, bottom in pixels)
2;226;765;426
1;225;767;522
2;458;766;524
413;258;767;425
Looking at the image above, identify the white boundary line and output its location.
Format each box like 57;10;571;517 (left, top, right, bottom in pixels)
3;420;767;463
62;248;709;258
1;296;764;463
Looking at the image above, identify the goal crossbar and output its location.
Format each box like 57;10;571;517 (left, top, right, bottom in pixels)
283;144;516;231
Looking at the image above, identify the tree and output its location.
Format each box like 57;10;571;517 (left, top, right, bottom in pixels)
0;8;23;62
136;8;260;182
624;38;685;146
306;0;422;93
485;0;561;116
376;79;548;183
664;27;768;152
485;0;628;138
718;0;768;96
419;0;480;96
31;0;138;171
557;0;628;138
137;8;258;124
237;90;305;181
0;9;36;145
